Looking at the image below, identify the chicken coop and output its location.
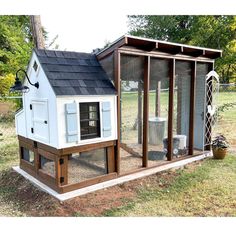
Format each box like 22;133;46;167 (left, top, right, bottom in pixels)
14;35;222;193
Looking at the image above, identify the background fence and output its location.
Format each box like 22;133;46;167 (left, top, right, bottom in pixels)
0;84;235;165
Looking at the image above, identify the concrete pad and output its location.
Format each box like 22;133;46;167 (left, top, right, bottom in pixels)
12;151;212;201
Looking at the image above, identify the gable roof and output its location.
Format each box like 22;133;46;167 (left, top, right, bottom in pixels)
34;49;116;96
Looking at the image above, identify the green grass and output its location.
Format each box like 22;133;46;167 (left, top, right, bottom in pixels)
0;92;236;216
121;90;236;146
102;155;236;216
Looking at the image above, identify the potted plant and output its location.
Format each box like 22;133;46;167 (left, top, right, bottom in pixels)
212;134;229;159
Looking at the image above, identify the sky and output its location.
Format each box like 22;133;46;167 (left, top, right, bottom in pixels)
1;0;235;53
41;14;129;53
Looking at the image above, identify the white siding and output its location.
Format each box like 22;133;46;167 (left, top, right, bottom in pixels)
15;109;26;137
15;52;59;148
56;95;117;149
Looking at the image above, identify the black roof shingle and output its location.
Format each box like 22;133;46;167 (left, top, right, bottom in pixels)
34;49;116;96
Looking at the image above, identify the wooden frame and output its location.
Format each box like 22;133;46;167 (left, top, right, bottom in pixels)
167;59;175;161
18;135;116;193
189;61;197;155
143;56;150;167
114;50;121;174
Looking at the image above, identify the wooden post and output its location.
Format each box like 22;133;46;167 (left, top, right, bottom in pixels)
189;61;197;155
30;15;45;49
138;81;143;144
167;59;175;161
114;50;121;174
143;56;150;167
155;81;161;117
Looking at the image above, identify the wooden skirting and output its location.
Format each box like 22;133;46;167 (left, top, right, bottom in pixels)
17;135;207;194
18;135;117;194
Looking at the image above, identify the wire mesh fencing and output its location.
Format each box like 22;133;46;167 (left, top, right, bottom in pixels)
212;84;236;151
0;96;22;163
0;83;235;162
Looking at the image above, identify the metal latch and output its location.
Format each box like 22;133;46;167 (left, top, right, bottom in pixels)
60;177;64;183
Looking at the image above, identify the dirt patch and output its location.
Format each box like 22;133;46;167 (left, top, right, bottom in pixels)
0;160;203;217
0;102;14;114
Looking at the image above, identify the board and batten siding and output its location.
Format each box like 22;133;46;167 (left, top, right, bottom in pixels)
15;52;59;148
56;95;117;149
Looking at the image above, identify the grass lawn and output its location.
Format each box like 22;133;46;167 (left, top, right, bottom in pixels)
0;139;235;216
0;92;235;216
102;154;236;216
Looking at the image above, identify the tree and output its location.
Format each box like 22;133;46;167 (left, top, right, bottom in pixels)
128;15;236;82
30;15;45;49
0;16;33;95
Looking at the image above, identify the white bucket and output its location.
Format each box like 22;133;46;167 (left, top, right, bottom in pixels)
174;135;187;149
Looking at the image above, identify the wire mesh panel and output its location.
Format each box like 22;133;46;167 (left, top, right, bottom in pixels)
212;84;236;150
194;63;209;151
99;53;115;85
39;155;55;178
67;148;107;184
0;96;22;167
148;58;170;166
120;54;144;173
171;61;191;157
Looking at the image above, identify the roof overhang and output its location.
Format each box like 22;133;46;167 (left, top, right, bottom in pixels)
97;35;222;60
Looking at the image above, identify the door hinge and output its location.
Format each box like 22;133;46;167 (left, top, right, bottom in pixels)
30;104;32;110
60;177;64;183
59;158;64;165
31;128;34;133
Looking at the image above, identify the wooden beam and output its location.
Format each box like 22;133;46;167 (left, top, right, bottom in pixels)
167;59;175;161
107;146;116;173
97;37;127;60
59;155;68;186
60;140;116;155
157;43;183;55
118;48;215;63
182;47;205;57
143;56;150;167
189;61;197;155
114;50;121;174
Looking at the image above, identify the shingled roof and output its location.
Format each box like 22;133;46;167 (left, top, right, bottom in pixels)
34;49;116;96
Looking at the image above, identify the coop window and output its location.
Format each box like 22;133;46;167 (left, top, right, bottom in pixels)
33;61;38;72
39;155;55;178
21;147;34;165
80;102;100;140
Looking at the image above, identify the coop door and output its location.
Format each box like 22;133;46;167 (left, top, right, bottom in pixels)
204;71;219;147
31;100;49;143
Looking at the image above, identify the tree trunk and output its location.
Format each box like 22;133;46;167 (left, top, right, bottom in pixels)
30;15;45;49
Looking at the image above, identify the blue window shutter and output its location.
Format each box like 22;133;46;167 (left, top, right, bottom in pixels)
65;103;78;143
102;102;111;138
